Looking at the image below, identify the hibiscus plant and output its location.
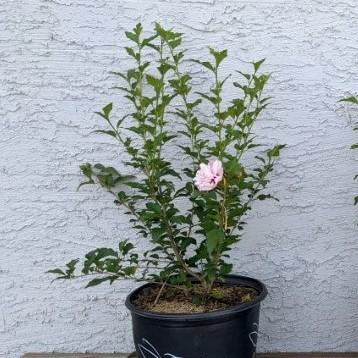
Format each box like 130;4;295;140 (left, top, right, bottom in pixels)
49;23;284;298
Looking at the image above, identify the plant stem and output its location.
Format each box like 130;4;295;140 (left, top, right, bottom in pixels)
154;281;166;305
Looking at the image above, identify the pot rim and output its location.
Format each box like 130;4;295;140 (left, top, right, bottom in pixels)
125;274;267;322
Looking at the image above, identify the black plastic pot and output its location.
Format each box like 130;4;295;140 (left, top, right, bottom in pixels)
125;274;267;358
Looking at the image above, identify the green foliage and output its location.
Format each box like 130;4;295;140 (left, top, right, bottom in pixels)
49;23;284;294
47;259;79;280
341;95;358;205
340;96;358;105
78;163;134;190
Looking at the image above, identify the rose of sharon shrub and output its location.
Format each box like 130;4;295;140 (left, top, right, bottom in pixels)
49;23;284;299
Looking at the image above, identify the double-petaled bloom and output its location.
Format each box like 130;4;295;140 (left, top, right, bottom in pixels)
194;159;224;191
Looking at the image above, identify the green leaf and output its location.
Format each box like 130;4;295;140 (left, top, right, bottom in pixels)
151;228;165;242
236;71;251;80
206;267;217;282
88;247;118;260
134;23;143;36
339;96;358;105
91;129;117;138
146;202;162;214
253;58;265;72
80;163;92;179
125;31;137;43
91;164;134;189
47;268;65;276
225;159;243;176
86;276;113;288
219;262;233;275
142;34;158;48
267;144;286;158
196;92;218;105
355;196;358;205
206;229;225;255
351;143;358;149
257;194;278;201
123;266;137;276
125;47;140;61
146;74;163;94
119;240;135;255
125;24;142;44
191;59;215;72
51;259;79;279
209;48;228;67
169;37;182;49
102;103;113;119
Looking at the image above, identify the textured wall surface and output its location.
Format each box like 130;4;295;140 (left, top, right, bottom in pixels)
1;0;358;357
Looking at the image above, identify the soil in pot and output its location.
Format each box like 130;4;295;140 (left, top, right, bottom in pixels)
132;282;258;314
127;275;267;358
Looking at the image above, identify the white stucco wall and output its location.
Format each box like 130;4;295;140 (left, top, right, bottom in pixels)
1;0;358;357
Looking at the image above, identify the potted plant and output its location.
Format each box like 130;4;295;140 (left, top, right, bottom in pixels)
49;23;284;358
340;96;358;206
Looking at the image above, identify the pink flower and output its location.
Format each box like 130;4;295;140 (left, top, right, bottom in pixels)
194;159;224;191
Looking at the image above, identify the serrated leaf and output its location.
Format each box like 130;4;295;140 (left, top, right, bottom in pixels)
209;48;228;67
125;31;139;44
125;47;139;61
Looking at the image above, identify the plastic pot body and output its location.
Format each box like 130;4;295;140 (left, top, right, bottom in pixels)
125;274;267;358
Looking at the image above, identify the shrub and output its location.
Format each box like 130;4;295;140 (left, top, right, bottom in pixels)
49;23;284;299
